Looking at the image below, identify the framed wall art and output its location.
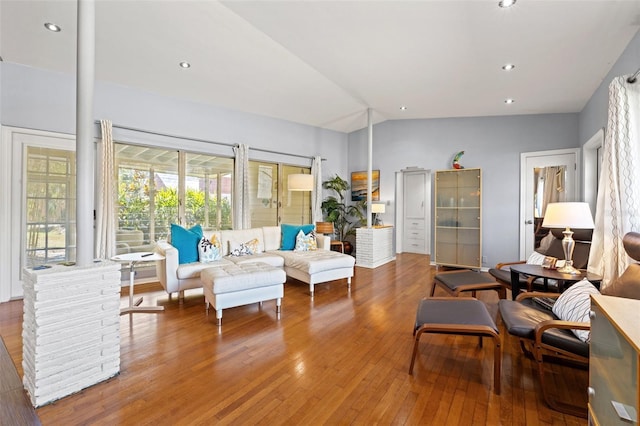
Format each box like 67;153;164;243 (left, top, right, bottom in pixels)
351;170;380;201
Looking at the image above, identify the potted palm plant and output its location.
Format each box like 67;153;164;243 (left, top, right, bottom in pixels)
321;175;366;254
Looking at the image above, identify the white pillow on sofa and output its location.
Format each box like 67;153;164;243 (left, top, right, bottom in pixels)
551;278;600;342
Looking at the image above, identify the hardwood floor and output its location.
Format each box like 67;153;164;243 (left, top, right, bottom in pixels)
0;253;587;425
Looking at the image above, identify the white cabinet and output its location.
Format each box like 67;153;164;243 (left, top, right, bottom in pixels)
402;171;430;254
588;295;640;425
434;168;482;269
356;226;395;268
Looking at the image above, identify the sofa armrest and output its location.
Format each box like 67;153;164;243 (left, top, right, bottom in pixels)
316;234;330;251
155;240;180;294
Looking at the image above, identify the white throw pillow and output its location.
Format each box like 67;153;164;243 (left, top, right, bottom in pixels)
551;278;600;342
526;251;546;265
198;236;221;263
294;230;317;251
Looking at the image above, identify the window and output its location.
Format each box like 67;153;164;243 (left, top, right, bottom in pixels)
247;161;311;227
184;153;233;231
115;145;178;253
115;145;235;254
24;147;76;267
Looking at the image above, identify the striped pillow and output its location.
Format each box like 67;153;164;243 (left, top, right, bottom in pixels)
551;279;600;342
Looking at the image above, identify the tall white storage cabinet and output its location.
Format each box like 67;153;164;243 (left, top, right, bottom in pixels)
434;168;482;269
402;171;430;254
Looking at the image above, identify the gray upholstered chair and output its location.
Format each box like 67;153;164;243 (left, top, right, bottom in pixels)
498;231;640;418
489;228;593;297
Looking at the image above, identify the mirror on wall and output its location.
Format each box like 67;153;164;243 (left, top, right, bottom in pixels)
532;165;567;249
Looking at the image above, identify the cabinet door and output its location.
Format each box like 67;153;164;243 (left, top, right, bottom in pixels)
403;172;429;254
404;173;426;218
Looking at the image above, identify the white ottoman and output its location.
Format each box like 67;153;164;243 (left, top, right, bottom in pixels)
201;263;286;326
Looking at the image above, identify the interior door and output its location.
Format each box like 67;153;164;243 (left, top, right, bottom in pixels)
520;149;579;259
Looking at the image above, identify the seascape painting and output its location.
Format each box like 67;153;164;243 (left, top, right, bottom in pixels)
351;170;380;201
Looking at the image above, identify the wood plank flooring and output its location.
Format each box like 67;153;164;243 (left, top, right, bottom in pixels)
0;253;587;425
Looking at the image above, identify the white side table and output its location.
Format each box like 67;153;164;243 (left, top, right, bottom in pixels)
111;252;165;315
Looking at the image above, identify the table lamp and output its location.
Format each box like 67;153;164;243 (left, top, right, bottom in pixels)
541;202;595;274
372;203;385;226
315;221;334;236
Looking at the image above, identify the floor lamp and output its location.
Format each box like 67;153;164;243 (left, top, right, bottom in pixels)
288;174;313;224
541;202;595;274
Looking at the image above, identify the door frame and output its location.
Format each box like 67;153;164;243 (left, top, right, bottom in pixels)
519;148;580;259
0;126;75;302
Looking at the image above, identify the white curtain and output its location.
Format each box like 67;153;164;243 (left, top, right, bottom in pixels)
311;156;323;224
95;119;117;259
233;144;251;229
588;76;640;287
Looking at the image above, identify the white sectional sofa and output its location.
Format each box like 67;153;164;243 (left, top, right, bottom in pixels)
155;225;355;300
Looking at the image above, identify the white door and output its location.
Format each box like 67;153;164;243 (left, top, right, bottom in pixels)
1;127;75;301
395;168;431;255
520;149;579;259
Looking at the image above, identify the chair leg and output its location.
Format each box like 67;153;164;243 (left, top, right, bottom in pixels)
408;329;424;374
429;282;437;297
534;343;587;418
493;336;501;395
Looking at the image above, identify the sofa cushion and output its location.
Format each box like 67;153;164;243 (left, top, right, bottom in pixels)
220;228;265;255
276;250;355;274
226;253;285;268
280;224;314;250
176;258;233;280
202;263;286;294
552;279;599;342
171;224;203;264
262;226;282;251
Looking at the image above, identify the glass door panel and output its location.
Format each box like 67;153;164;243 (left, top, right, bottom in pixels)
282;166;311;225
185;153;233;232
25;147;76;268
248;161;279;227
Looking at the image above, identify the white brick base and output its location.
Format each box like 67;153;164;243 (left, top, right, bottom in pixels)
22;261;121;407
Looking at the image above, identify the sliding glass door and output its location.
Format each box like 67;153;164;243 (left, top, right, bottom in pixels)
247;162;311;227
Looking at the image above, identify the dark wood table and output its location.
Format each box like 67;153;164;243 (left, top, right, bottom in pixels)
509;263;603;300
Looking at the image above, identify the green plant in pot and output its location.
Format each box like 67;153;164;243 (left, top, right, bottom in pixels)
321;175;366;254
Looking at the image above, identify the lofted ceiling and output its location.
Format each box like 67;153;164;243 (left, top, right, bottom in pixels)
1;1;640;133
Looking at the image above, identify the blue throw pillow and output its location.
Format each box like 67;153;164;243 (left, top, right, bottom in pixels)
170;224;203;264
280;223;315;250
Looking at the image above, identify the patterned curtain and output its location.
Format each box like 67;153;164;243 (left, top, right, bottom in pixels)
233;144;251;229
311;156;323;224
588;76;640;287
95;119;117;259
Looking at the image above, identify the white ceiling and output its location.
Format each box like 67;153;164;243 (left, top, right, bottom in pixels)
2;1;640;133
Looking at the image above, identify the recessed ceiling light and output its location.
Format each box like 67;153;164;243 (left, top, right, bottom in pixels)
44;22;61;32
505;98;515;104
502;64;515;71
399;106;407;111
179;61;191;68
498;0;516;8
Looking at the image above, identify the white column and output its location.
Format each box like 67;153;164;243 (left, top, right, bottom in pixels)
367;108;373;228
76;0;96;266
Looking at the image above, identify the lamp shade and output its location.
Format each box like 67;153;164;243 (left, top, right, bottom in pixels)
288;174;314;191
371;203;386;214
542;202;594;229
315;221;334;235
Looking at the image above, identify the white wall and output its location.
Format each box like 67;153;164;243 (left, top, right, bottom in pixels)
579;29;640;146
1;63;349;178
347;113;579;268
0;62;349;300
